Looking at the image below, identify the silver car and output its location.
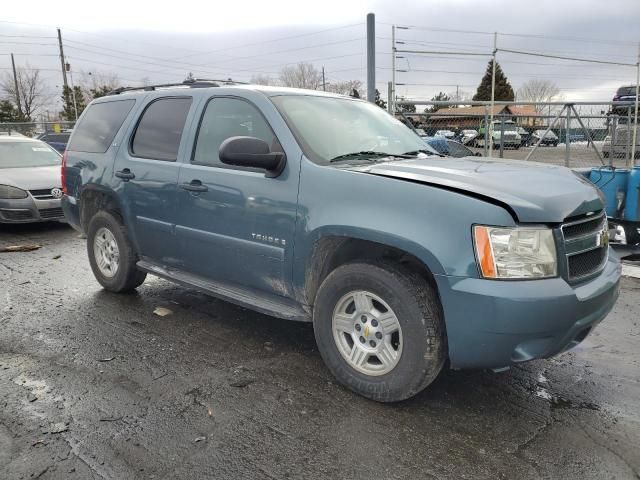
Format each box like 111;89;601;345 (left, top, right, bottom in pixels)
0;137;66;223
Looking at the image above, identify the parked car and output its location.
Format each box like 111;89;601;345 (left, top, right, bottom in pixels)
602;126;640;158
435;129;455;139
531;129;559;147
611;85;638;116
0;131;26;137
62;82;620;402
476;120;522;149
459;129;478;145
517;127;532;146
0;137;65;223
37;132;71;153
423;137;481;158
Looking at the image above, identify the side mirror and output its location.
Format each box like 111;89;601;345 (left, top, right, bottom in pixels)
219;136;286;178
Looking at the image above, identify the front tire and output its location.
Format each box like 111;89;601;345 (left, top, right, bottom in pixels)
87;210;146;292
313;261;446;402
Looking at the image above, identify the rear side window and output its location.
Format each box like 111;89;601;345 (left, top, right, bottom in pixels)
68;100;135;153
131;97;192;161
617;86;636;96
43;134;70;143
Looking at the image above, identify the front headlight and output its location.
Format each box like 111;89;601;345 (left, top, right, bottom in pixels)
0;185;28;199
473;225;557;279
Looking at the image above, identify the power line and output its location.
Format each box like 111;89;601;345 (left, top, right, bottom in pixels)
498;48;637;67
184;37;367;68
174;22;364;60
379;21;637;47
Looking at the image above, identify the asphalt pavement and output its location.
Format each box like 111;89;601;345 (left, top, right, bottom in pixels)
1;223;639;479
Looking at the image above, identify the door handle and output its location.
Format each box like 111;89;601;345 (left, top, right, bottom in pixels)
115;169;135;181
180;180;208;193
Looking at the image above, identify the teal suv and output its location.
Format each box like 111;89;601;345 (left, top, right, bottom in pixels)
61;81;621;402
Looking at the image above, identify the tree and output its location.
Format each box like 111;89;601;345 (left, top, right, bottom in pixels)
472;60;514;102
0;99;22;123
279;63;322;90
80;71;120;100
374;89;386;110
424;92;451;113
185;72;196;82
396;97;416;113
517;79;560;112
61;86;86;121
350;89;360;99
250;74;276;86
325;79;362;96
1;65;49;121
89;85;114;99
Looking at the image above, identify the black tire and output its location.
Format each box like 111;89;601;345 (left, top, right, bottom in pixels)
87;210;146;292
313;261;446;402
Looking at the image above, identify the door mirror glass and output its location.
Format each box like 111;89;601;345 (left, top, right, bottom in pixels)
219;136;286;177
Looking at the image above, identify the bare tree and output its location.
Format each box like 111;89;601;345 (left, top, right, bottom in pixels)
326;79;362;96
517;79;561;112
1;65;49;120
250;74;277;86
79;70;120;100
279;63;322;90
447;89;471;104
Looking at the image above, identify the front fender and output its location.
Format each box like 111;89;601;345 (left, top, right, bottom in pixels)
292;158;517;294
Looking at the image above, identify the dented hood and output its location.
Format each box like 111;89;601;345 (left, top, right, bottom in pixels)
350;156;603;223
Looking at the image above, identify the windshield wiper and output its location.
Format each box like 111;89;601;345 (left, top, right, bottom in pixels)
329;151;412;163
402;149;443;157
402;149;438;156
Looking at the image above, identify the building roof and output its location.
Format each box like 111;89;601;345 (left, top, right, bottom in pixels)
509;105;537;116
430;105;511;119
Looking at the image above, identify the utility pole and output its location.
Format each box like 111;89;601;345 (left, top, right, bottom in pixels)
366;13;375;103
456;85;460;102
489;32;497;156
632;42;639;164
391;25;396;114
10;54;22;117
322;66;326;92
57;28;68;89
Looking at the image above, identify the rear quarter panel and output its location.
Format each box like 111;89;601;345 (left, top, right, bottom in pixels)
64;94;148;227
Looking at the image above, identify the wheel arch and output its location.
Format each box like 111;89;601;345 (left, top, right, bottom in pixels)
79;185;125;233
301;228;445;309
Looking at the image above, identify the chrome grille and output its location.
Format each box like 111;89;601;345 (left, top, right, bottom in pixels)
561;211;608;281
29;188;59;200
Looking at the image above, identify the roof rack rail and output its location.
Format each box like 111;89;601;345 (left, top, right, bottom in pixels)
107;78;248;96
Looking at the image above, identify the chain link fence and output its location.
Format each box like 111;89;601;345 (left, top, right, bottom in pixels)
0;121;76;139
398;101;639;169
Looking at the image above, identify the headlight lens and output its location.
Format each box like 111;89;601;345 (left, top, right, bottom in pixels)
474;225;557;279
0;185;28;199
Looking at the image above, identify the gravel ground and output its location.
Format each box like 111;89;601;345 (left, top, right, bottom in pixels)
1;223;639;480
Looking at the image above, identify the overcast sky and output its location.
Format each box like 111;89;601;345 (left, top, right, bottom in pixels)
2;0;639;115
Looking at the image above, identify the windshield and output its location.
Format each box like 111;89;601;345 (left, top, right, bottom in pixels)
492;121;518;132
0;141;61;169
271;95;437;164
536;130;554;137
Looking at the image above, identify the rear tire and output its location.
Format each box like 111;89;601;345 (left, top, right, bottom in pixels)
313;261;446;402
87;210;146;292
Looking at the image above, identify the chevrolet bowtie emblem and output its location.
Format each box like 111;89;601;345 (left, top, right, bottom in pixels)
363;325;370;337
